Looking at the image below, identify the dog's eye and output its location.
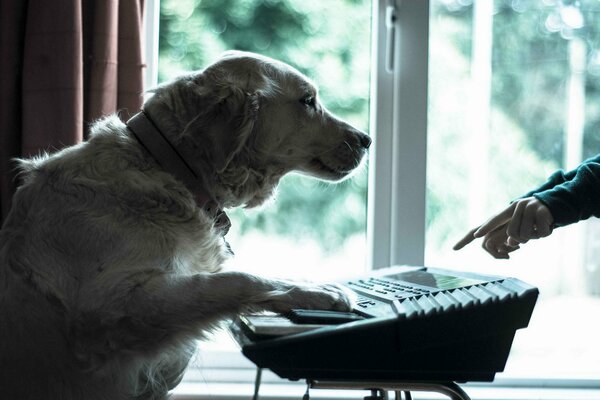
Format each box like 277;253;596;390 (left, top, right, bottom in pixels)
300;95;316;109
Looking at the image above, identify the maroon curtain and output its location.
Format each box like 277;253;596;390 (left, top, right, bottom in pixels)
0;0;146;226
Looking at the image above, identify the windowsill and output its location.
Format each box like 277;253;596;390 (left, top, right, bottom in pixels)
172;382;600;400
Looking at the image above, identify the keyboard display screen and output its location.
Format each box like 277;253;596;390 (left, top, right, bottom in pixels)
390;270;485;290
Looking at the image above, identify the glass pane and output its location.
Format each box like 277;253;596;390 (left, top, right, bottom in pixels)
427;0;600;379
158;0;372;369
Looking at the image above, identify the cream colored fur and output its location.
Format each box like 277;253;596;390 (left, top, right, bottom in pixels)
0;51;370;399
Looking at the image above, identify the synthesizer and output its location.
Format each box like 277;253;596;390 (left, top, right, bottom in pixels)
231;265;538;382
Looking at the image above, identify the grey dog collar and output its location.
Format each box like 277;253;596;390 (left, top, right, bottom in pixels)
126;112;230;235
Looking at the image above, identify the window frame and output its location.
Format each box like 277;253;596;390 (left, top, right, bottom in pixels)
143;0;160;95
367;0;429;269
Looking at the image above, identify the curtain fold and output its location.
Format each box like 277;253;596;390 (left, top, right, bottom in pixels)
0;0;29;223
22;0;84;157
0;0;146;226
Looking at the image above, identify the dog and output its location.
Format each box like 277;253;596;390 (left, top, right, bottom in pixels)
0;51;371;399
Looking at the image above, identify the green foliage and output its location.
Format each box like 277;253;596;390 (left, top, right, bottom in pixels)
160;0;600;252
438;0;600;166
229;170;368;251
426;0;600;249
159;0;371;250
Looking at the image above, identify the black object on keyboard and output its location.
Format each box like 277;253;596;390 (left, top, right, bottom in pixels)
231;265;538;383
286;309;365;324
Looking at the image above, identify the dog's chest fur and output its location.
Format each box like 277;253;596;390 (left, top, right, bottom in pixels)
0;117;234;398
5;117;229;305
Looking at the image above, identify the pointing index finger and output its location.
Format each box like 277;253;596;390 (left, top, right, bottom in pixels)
473;205;515;238
453;227;480;250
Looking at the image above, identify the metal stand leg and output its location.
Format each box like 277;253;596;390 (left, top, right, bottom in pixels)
394;390;412;400
252;368;262;400
309;380;472;400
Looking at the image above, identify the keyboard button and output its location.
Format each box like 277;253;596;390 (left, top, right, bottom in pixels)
450;288;477;307
467;286;495;304
396;299;422;318
484;282;514;301
433;292;458;311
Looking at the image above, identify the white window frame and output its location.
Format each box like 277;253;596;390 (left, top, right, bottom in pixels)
367;0;429;269
143;0;160;93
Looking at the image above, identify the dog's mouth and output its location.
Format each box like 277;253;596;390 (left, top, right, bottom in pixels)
308;156;361;181
298;132;369;181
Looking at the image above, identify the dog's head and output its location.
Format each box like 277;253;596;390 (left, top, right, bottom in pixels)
144;51;371;208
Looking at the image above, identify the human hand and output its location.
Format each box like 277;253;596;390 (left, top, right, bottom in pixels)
453;197;554;259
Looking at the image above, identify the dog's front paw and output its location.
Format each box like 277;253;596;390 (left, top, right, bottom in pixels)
265;283;354;314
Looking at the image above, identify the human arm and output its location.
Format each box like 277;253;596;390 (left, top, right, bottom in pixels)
453;153;600;258
532;157;600;226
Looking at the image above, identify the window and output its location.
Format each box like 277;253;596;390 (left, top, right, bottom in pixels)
150;0;600;396
426;0;600;381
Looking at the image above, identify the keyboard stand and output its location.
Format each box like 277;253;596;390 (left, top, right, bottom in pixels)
250;367;472;400
309;379;472;400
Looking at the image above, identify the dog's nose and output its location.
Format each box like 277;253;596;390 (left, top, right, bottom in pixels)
359;134;372;149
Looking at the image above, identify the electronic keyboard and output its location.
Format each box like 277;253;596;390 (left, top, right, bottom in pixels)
230;265;538;383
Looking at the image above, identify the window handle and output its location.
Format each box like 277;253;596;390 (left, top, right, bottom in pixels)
385;0;398;73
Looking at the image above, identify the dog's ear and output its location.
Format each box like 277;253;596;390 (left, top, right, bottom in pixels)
181;86;259;173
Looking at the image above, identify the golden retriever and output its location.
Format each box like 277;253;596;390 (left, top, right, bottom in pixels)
0;51;371;399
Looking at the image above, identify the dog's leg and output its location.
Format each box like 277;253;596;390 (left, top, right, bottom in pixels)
128;271;353;327
74;271;351;358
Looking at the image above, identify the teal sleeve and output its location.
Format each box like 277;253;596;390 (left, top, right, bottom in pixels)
524;154;600;227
